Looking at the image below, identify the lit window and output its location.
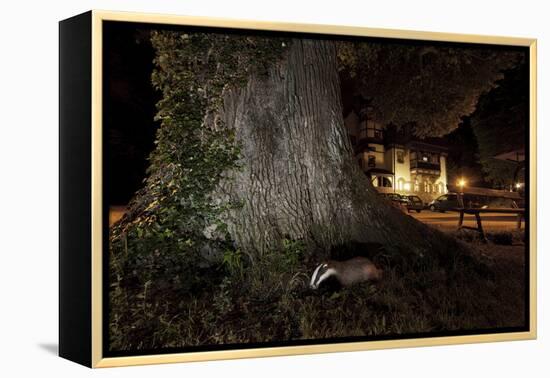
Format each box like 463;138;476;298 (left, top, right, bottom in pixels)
380;177;392;188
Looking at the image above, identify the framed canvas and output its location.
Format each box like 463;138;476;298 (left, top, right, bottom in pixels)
59;10;537;368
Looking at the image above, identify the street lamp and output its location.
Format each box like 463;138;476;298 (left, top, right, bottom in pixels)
457;178;467;190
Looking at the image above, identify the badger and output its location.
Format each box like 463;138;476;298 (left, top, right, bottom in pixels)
309;256;382;289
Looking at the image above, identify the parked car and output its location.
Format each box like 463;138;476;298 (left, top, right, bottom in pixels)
405;195;424;213
428;193;460;212
379;193;410;211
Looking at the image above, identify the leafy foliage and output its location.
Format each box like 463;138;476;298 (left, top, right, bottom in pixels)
444;118;485;187
469;63;528;187
109;30;288;351
111;229;525;350
338;41;524;137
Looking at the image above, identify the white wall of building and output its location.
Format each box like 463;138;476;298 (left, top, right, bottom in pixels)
391;147;412;191
435;154;448;194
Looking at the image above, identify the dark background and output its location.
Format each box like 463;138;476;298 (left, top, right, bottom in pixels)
104;22;160;206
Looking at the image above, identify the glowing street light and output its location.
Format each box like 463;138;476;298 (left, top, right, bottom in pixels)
457;178;467;189
515;182;523;189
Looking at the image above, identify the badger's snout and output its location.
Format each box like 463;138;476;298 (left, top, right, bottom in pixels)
309;263;330;290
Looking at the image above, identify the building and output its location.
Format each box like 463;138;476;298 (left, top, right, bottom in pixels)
345;109;448;203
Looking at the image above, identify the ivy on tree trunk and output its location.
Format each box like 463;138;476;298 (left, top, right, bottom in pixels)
112;33;469;264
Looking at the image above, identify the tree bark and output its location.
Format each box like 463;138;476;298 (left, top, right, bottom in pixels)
219;38;432;256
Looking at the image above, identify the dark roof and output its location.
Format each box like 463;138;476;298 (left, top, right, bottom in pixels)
352;123;449;154
383;125;448;151
366;168;394;175
408;139;448;153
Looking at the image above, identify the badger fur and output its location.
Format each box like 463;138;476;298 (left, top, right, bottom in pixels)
309;256;382;289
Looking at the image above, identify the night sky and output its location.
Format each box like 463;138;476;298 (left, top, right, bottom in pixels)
104;22;160;206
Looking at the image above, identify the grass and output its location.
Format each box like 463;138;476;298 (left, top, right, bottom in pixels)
108;232;526;352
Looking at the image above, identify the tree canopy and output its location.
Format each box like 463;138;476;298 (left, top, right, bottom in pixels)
443;117;486;187
338;40;524;137
469;62;528;187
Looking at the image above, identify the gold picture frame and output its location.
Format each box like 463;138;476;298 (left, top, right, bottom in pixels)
59;10;537;368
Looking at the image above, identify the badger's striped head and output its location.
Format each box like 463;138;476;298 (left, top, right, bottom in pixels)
309;263;336;289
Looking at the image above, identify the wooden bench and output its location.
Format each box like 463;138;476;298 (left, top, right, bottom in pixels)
454;207;525;239
448;185;525;239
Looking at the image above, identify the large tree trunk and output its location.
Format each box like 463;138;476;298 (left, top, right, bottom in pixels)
219;38;429;256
